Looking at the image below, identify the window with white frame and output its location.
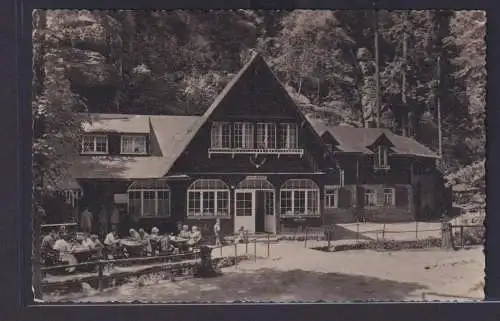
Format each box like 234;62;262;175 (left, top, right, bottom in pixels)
211;122;233;148
256;123;277;149
121;135;147;154
364;188;377;207
235;192;253;216
187;179;230;217
383;188;395;206
279;123;298;149
127;180;170;217
211;122;254;149
374;145;389;169
280;179;320;216
81;134;108;154
324;186;339;208
233;122;254;148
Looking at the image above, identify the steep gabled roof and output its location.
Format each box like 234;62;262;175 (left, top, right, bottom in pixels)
308;118;438;158
163;52;329;175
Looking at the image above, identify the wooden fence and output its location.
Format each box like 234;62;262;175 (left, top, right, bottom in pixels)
41;251;201;291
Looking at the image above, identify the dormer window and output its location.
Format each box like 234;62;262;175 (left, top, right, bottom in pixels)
81;134;108;154
121;135;147;155
374;145;390;169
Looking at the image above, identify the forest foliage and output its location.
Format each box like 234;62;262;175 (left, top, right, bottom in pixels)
32;9;486;207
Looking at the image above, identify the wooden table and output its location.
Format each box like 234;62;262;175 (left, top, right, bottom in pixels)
120;239;144;257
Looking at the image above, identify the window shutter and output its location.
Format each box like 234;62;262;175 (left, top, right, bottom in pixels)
338;187;351;209
395;186;409;208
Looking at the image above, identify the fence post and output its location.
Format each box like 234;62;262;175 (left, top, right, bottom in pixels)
415;221;419;240
267;234;270;257
220;242;223;257
460;225;464;248
356;223;360;242
327;226;331;249
234;242;238;267
97;261;104;292
245;233;249;254
304;227;308;248
254;237;257;262
441;222;453;249
382;224;386;241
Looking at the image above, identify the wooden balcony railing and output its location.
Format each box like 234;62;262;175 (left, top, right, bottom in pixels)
208;147;304;158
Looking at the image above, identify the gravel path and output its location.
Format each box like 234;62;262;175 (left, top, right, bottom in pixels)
44;241;483;303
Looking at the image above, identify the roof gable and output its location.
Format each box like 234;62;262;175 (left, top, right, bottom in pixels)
164;52;329;175
368;133;395;150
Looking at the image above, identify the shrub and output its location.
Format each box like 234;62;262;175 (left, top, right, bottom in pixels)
454;226;484;246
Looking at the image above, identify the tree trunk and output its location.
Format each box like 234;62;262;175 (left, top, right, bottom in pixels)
401;11;408;137
373;9;381;128
32;9;47;301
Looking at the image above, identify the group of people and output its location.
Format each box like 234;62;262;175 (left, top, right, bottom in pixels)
40;220;210;268
80;205;121;236
40;226;104;266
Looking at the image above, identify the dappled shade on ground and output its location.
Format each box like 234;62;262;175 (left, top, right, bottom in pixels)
48;267;426;303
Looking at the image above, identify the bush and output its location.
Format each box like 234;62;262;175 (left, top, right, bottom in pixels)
454;226;484;246
328;237;442;252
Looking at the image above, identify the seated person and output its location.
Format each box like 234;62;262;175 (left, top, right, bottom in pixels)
104;229;120;259
41;230;57;252
53;234;72;253
53;234;77;268
129;228;141;241
188;226;202;246
235;226;246;244
91;234;103;248
178;225;191;239
104;229;120;246
138;228;152;256
81;233;94;249
159;233;174;255
90;234;103;258
149;227;161;255
41;230;58;265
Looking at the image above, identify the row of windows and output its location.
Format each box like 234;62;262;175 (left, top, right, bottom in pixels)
324;186;396;208
128;179;321;218
81;135;147;155
210;122;299;149
127;180;401;218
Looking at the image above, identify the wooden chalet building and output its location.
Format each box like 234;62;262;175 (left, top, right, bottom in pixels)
56;53;450;236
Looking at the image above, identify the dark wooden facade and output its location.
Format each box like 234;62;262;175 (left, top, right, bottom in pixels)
57;53;450;237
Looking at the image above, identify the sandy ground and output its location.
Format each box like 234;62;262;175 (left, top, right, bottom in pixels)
45;242;484;303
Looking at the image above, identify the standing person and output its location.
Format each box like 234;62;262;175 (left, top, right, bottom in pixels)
110;205;120;231
213;218;222;246
98;205;109;237
80;207;93;234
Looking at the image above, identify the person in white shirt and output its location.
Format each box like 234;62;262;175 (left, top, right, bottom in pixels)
81;233;94;249
213;219;222;246
53;236;71;253
104;229;119;246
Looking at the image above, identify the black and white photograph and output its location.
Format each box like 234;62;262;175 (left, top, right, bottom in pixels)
31;9;486;303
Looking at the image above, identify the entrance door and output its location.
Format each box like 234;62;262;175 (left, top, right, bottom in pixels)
234;190;255;233
263;191;276;233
